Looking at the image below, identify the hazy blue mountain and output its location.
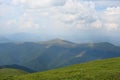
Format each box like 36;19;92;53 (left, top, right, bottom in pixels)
0;39;120;71
0;36;11;43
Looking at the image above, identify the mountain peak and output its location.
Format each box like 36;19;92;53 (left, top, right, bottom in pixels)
50;38;63;41
40;38;74;46
49;38;67;43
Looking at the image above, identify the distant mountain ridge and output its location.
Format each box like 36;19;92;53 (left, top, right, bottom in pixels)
40;38;74;44
0;39;120;71
39;38;76;48
0;36;11;43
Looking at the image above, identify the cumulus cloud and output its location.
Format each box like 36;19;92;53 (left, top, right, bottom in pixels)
102;7;120;31
11;0;65;8
0;4;14;16
0;0;120;43
90;20;102;29
21;0;98;30
1;0;119;32
105;22;118;31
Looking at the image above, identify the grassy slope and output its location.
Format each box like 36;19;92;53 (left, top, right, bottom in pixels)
0;68;28;80
11;57;120;80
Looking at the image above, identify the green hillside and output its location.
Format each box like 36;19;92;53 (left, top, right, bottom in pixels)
0;68;28;80
9;57;120;80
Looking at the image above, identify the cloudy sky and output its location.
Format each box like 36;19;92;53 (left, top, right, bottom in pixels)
0;0;120;43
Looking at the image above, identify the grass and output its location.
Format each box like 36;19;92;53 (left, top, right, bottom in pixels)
0;68;28;80
6;57;120;80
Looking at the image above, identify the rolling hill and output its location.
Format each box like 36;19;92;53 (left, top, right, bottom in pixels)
0;39;120;71
0;64;35;73
0;68;28;80
3;57;120;80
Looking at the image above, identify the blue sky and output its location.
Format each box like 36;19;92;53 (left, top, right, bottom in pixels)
0;0;120;43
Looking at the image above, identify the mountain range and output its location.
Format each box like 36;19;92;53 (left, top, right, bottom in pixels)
0;38;120;71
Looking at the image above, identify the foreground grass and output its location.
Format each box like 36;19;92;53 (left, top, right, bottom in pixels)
0;68;28;80
1;57;120;80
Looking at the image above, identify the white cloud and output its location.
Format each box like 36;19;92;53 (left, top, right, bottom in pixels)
91;20;102;29
5;15;39;33
94;0;120;9
11;0;54;8
105;22;118;31
0;4;14;16
10;0;120;32
106;7;120;15
11;0;26;5
102;7;120;31
45;0;97;29
20;20;39;30
6;19;16;25
1;0;120;35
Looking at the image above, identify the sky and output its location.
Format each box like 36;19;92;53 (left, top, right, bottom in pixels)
0;0;120;44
